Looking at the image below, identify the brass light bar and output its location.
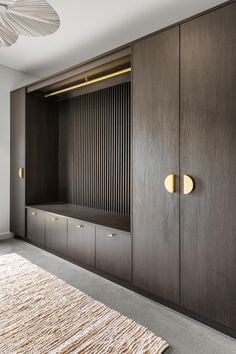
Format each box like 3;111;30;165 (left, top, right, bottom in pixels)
45;67;132;98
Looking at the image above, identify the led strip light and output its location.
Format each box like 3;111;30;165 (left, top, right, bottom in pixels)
45;67;132;98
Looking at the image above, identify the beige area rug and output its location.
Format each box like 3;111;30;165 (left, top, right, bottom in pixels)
0;254;169;353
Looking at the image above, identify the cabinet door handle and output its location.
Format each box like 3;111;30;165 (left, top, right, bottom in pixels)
76;225;84;229
51;218;58;221
183;175;194;194
108;233;116;238
18;167;24;179
164;174;175;193
31;212;37;216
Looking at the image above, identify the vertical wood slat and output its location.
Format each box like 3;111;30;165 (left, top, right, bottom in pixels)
58;82;131;216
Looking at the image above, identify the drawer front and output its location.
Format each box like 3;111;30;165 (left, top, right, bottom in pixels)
44;214;67;255
96;227;131;281
27;209;44;245
68;220;95;266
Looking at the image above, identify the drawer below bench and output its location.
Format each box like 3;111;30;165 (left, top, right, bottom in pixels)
96;227;132;281
26;207;131;282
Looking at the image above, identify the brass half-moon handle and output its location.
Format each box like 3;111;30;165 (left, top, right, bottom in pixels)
18;167;24;179
164;175;175;193
183;175;194;194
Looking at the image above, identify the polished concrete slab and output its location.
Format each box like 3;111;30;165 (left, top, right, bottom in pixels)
0;238;235;354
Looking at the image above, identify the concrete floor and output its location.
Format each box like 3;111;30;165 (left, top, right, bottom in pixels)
0;238;235;354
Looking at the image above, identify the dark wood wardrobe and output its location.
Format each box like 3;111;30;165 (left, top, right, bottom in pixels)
133;25;180;305
133;2;236;334
10;88;26;238
10;1;236;337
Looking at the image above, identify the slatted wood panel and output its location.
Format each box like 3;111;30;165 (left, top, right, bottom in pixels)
59;82;130;216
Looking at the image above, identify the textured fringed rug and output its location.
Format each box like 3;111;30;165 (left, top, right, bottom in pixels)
0;254;169;353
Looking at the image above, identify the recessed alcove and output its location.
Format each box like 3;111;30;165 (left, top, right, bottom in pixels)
26;54;131;232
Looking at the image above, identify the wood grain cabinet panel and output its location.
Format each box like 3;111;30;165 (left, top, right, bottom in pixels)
96;227;131;281
132;26;180;303
10;88;26;238
180;3;236;329
68;220;95;266
44;214;67;255
27;209;44;245
26;93;59;205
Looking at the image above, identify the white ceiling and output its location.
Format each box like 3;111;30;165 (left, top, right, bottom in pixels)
0;0;225;78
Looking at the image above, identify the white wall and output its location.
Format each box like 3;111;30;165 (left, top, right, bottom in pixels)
0;64;37;239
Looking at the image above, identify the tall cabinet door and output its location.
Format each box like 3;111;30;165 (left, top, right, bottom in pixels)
10;88;26;238
180;3;236;329
133;27;180;303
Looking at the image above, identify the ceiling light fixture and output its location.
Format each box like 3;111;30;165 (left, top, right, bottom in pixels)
0;0;60;47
